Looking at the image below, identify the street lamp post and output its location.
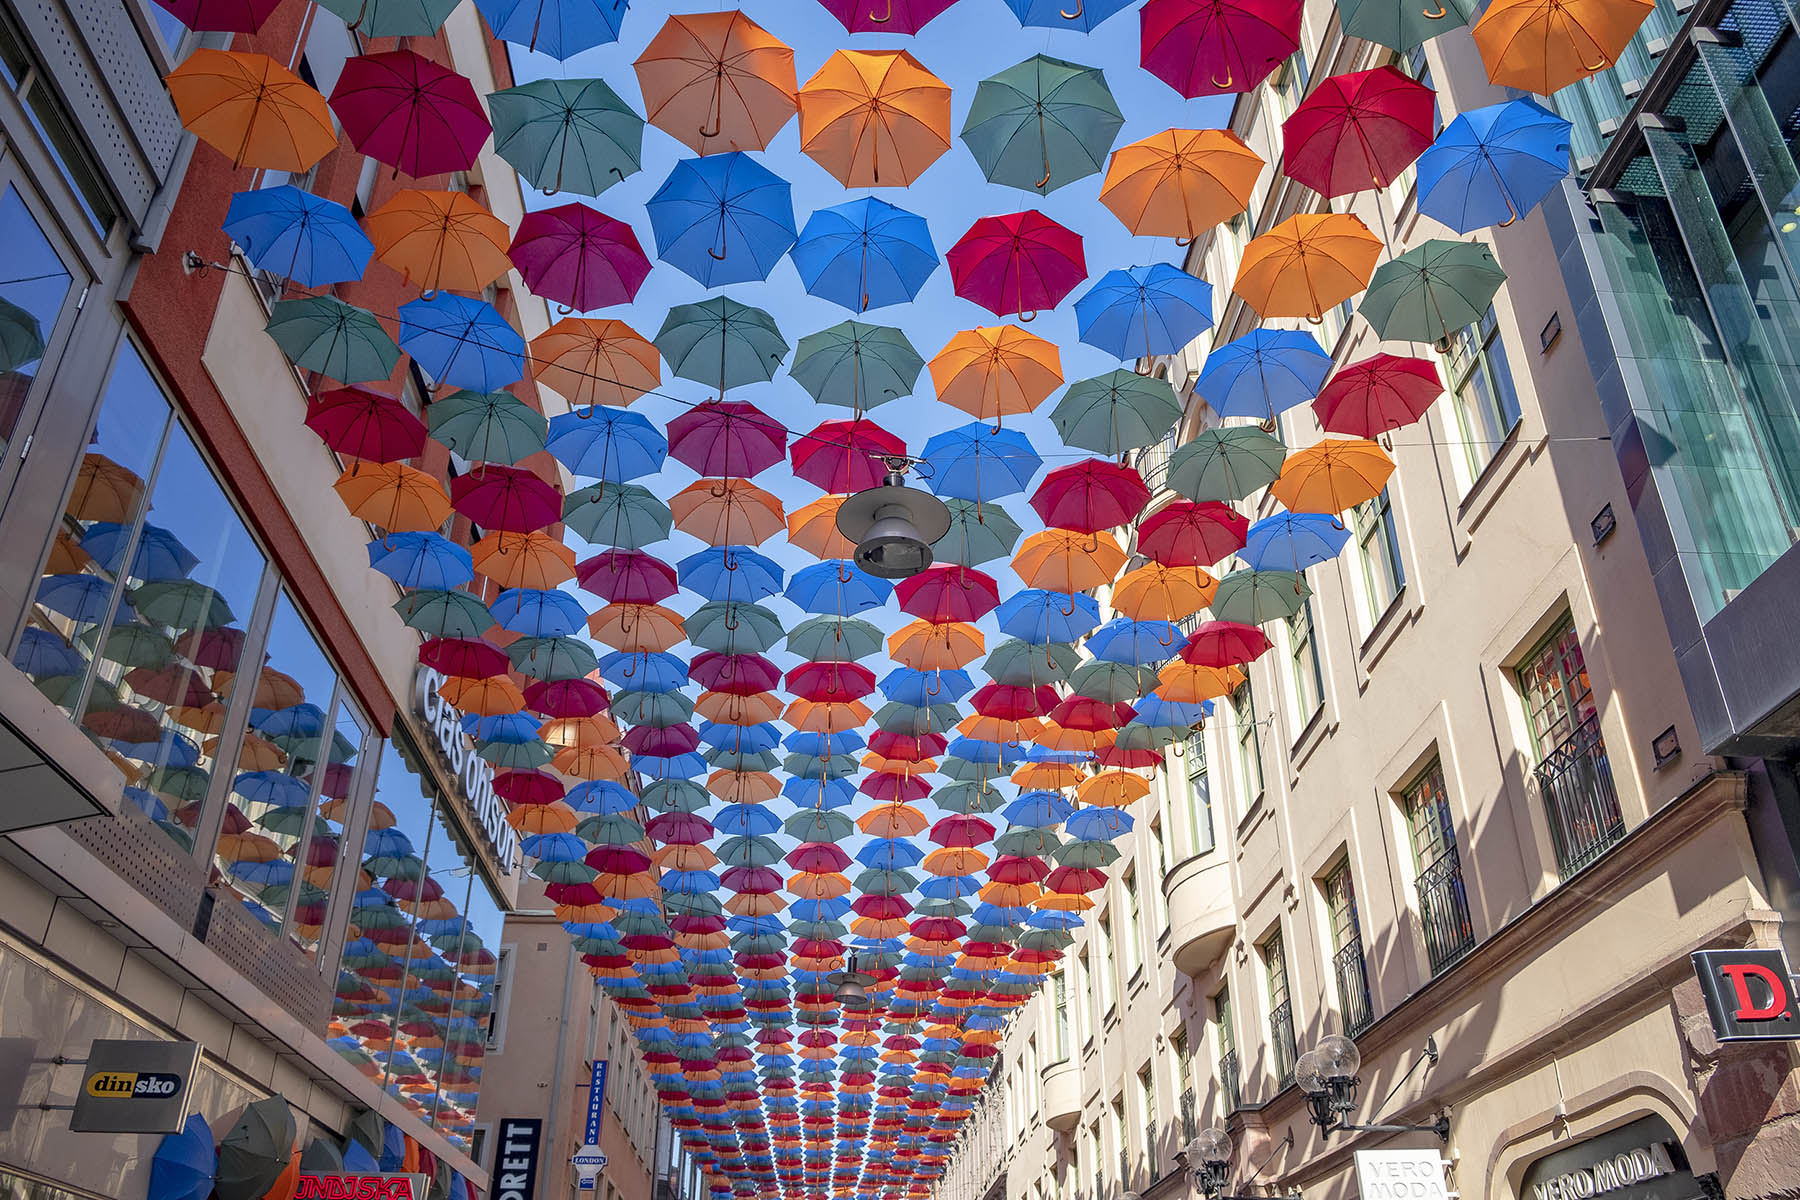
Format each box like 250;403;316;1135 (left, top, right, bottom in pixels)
1292;1035;1450;1142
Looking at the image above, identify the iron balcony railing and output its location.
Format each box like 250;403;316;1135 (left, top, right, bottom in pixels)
1270;1001;1297;1087
1334;941;1374;1038
1218;1050;1241;1113
1534;713;1625;877
1119;1146;1131;1188
1179;1087;1197;1143
1144;1122;1159;1177
1138;437;1174;494
1417;848;1477;974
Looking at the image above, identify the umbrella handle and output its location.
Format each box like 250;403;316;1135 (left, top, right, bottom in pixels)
1135;360;1155;376
1422;0;1447;15
1582;49;1613;70
1060;0;1083;15
1212;66;1233;89
1017;310;1038;323
699;118;722;139
869;0;892;20
1497;190;1520;227
1175;235;1194;247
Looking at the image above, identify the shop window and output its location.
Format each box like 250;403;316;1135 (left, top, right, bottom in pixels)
1404;760;1475;973
1516;616;1622;876
0;8;118;237
1443;306;1523;480
1353;488;1406;626
0;181;80;451
1323;858;1373;1036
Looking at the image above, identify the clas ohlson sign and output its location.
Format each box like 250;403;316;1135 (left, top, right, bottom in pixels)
415;666;520;877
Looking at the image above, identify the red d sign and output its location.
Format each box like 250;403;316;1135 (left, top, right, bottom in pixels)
1693;948;1800;1041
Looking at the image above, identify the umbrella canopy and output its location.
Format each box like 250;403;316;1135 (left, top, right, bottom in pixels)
799;50;953;188
472;0;627;58
791;419;906;494
153;0;278;31
167;50;335;171
817;0;956;34
1030;460;1149;533
314;0;459;36
1241;512;1351;571
427;391;547;465
1269;438;1396;515
1140;0;1303;98
1312;354;1442;437
1360;240;1507;348
1003;0;1135;30
920;423;1043;503
490;77;644;197
1051;371;1181;455
791;198;937;314
1234;213;1382;321
335;464;451;531
223;187;372;288
655;297;789;394
1137;500;1248;566
1282;65;1437;197
668;401;787;477
790;321;924;414
508;204;651;313
547;408;668;482
366;189;512;296
647;152;797;288
634;10;796;156
266;297;399;385
530;318;661;411
1100;128;1263;241
1211;568;1311;624
928;326;1062;423
398;294;526;393
148;1113;216;1200
1472;0;1654;94
1416;99;1572;233
216;1097;295;1200
329;49;491;178
947;211;1087;320
1196;328;1333;422
960;55;1124;196
1339;0;1475;49
1074;263;1213;361
1166;426;1287;502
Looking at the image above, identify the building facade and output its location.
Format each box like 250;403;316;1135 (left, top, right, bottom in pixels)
936;3;1800;1200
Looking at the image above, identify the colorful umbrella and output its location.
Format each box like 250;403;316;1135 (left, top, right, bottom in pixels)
1196;327;1332;421
329;50;491;178
928;326;1062;423
817;0;956;35
1165;425;1287;502
153;0;278;31
427;391;547;465
1268;438;1396;515
1234;212;1382;321
1030;460;1149;533
1136;500;1248;566
1011;529;1126;592
655;297;789;394
1360;240;1507;348
490;77;644;197
1472;0;1654;94
223;187;372;288
647;152;797;288
166;50;335;171
397;294;525;392
961;55;1124;196
1113;562;1216;620
530;317;661;411
547;409;668;482
672;478;786;546
1282;65;1437;197
933;500;1022;568
1181;620;1273;666
947;212;1087;320
1051;371;1182;455
1074;263;1213;361
335;463;452;532
791;321;924;413
366;189;512;295
1242;512;1350;571
633;10;796;156
668;401;787;477
1140;0;1303;97
265;297;399;385
369;532;472;590
1003;0;1134;30
451;466;561;533
305;388;426;463
799;50;953;188
1100;128;1263;241
473;0;628;60
1313;354;1442;437
1339;0;1474;49
791;198;937;314
1211;568;1310;624
314;0;460;36
920;423;1043;503
791;419;907;494
1416;98;1572;233
508;204;651;312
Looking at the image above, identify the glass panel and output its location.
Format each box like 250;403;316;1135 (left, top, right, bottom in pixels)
0;184;75;450
293;695;368;954
1405;763;1456;868
1286;600;1322;719
1185;735;1214;855
438;827;504;1152
0;10;116;236
1354;489;1406;621
1232;684;1262;802
1517;619;1595;754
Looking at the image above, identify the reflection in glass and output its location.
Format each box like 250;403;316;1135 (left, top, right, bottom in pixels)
0;185;74;449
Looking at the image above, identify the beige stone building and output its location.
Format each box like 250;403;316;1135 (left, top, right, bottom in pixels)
933;4;1800;1200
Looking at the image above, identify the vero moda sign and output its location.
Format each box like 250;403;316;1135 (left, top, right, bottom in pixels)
1692;947;1800;1041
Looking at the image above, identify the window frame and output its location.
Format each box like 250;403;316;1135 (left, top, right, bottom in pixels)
1515;616;1595;757
1443;305;1524;481
1352;488;1406;626
1286;598;1325;724
1231;683;1264;807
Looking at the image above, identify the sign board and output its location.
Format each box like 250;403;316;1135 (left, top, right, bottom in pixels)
1692;947;1800;1041
1354;1149;1452;1200
494;1118;544;1200
70;1039;201;1133
295;1175;430;1200
1518;1116;1693;1200
415;666;521;873
574;1060;610;1190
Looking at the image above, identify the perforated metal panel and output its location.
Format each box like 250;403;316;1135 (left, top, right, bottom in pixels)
202;894;333;1030
66;806;206;925
64;0;180;172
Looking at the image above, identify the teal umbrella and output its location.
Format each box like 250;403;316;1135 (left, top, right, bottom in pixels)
489;78;643;197
82;623;175;668
393;589;495;638
788;321;925;413
784;809;855;842
1212;569;1311;625
216;1097;295;1200
576;812;646;843
1359;240;1508;349
654;297;788;394
506;636;599;681
563;482;671;548
265;296;399;385
1167;426;1287;502
641;778;709;813
961;55;1124;195
983;639;1077;687
1340;0;1476;51
932;499;1021;568
314;0;460;36
717;835;783;868
995;827;1061;858
872;700;961;736
786;615;882;662
0;296;46;373
1051;370;1183;455
1054;838;1121;869
684;601;783;655
531;860;598;884
612;690;695;727
426;391;548;465
1069;659;1156;703
132;581;234;630
479;739;556;769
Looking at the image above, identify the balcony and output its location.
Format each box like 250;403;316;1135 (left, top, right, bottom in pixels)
1165;853;1234;976
1041;1058;1081;1131
1535;713;1624;877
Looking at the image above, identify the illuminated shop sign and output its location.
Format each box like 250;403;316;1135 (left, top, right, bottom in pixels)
1519;1116;1698;1200
415;666;519;874
1692;947;1800;1042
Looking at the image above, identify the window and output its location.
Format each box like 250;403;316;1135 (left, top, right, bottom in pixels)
1232;684;1263;805
1149;818;1169;928
486;946;515;1050
1324;859;1374;1036
1121;868;1142;979
1079;949;1098;1044
1405;761;1476;973
1110;1094;1128;1188
1269;45;1312;121
0;181;81;455
1087;1120;1103;1191
1262;930;1297;1086
1353;488;1406;625
1286;599;1324;722
1096;908;1117;1013
1185;735;1215;855
1214;986;1240;1113
1137;1064;1158;1174
1444;305;1523;479
1517;617;1622;875
0;8;118;235
1026;1036;1040;1114
1173;1029;1196;1141
1051;967;1071;1061
1518;617;1596;754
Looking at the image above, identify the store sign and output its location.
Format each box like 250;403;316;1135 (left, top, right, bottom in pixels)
69;1039;201;1133
1354;1149;1451;1200
494;1117;544;1200
1691;947;1800;1041
415;666;520;872
573;1060;610;1191
1519;1116;1695;1200
294;1174;429;1200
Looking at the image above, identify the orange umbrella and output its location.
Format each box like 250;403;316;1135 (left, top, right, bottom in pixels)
634;11;797;155
1268;438;1396;515
333;464;451;531
472;530;576;589
366;189;512;295
671;477;785;546
440;675;525;716
790;872;852;901
1012;760;1081;790
922;846;987;876
656;844;719;871
787;494;858;560
542;715;622;747
555;744;628;780
1112;563;1217;622
1473;0;1654;94
708;769;780;804
888;620;984;671
958;714;1042;744
166;50;336;171
1157;662;1244;704
799;50;952;188
529;318;662;410
928;327;1062;421
857;803;928;837
1077;770;1151;809
1234;213;1383;321
785;698;871;732
1100;129;1264;242
1036;723;1098;752
978;880;1041;906
1012;529;1125;593
588;603;684;652
509;801;579;835
68;454;144;522
696;689;782;726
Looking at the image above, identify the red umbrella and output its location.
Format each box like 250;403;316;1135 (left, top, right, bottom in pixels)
667;401;787;478
383;874;445;901
1044;864;1108;892
970;683;1058;719
122;666;212;708
786;661;877;702
587;845;653;874
495;769;563;804
175;627;246;670
1097;743;1165;768
895;566;1000;624
1181;620;1273;667
419;636;510;679
861;772;930;803
788;843;853;873
989;855;1047;885
1141;0;1303;98
576;550;679;604
624;723;699;756
305;388;428;463
851;894;912;919
946;212;1087;320
1136;500;1248;567
1047;695;1126;731
868;730;946;760
1313;354;1442;437
152;0;279;31
816;0;955;33
508;204;652;312
451;465;562;533
691;652;782;695
1029;460;1150;533
328;50;491;178
524;677;610;717
791;419;907;494
929;815;994;847
1282;66;1437;197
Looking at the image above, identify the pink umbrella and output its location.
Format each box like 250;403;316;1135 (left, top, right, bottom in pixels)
816;0;957;34
586;845;653;874
667;400;787;477
785;661;877;703
1282;66;1436;197
1312;353;1442;437
508;204;652;313
787;842;853;873
576;550;679;604
645;811;715;845
895;565;1000;624
946;211;1087;320
623;723;699;756
524;677;610;717
790;419;906;494
1136;500;1248;567
329;49;491;178
151;0;280;32
690;652;782;695
1029;460;1151;534
1141;0;1304;98
450;465;562;533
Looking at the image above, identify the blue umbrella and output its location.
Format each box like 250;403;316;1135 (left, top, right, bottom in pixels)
647;152;796;288
471;0;625;58
545;408;667;482
636;752;708;781
462;713;542;742
149;1113;215;1200
1002;0;1134;29
1242;512;1351;571
229;859;293;886
879;667;974;706
858;838;925;870
597;650;689;692
1417;98;1572;234
1196;328;1333;421
124;786;170;821
1134;693;1212;727
945;737;1024;766
715;803;781;838
790;197;937;313
920;422;1043;502
1003;790;1074;828
255;703;326;739
1074;263;1214;361
700;722;782;754
81;521;198;581
678;547;783;604
521;831;587;861
995;589;1101;644
35;574;119;623
490;587;586;636
234;770;312;807
14;628;85;678
784;730;864;758
1087;617;1184;666
366;532;473;590
113;729;201;768
342;1142;379;1174
378;1123;405;1172
785;560;892;616
1065;807;1133;840
223;187;372;288
567;779;638;813
397;295;525;392
783;776;856;809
